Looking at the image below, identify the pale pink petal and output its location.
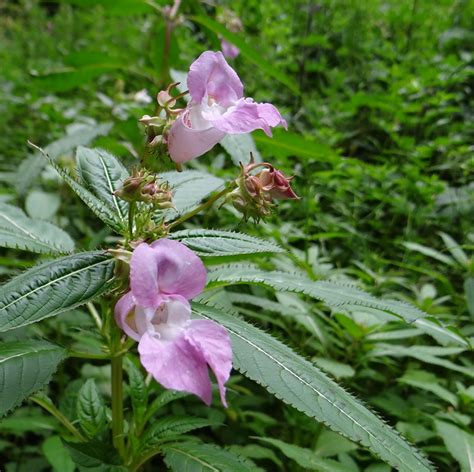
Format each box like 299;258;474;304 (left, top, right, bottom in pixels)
150;239;207;299
138;331;213;404
185;319;232;407
130;243;162;308
206;98;287;136
167;112;226;163
187;51;243;105
221;39;240;59
114;291;141;341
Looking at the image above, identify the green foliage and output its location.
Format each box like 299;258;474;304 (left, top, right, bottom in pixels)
169;229;284;257
0;202;74;254
0;341;66;417
76;146;130;226
192;302;433;471
162;441;254;472
0;251;115;331
76;379;108;438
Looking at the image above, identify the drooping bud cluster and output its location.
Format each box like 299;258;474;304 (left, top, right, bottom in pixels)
228;155;299;221
115;169;173;209
139;82;187;150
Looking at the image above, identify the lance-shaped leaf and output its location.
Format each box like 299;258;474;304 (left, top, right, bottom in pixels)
192;302;433;472
0;251;115;332
0;340;66;417
0;202;74;254
162;441;254;472
77;379;107;438
76;147;129;225
159;170;225;222
207;265;467;346
435;420;474;472
28;142;124;232
169;229;283;257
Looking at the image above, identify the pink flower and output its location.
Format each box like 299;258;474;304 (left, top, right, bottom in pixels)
220;39;240;59
168;51;287;163
259;167;299;200
115;239;232;406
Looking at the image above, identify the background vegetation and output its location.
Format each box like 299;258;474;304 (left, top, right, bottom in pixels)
0;0;473;470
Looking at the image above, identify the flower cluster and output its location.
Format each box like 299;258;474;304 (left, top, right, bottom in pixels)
116;50;298;405
115;240;232;405
230;158;299;221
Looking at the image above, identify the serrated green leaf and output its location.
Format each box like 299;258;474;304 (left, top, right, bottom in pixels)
0;251;115;332
159;170;225;222
192;302;433;472
64;440;126;471
435;421;474;472
402;241;456;266
76;147;129;224
0;202;74;254
190;16;299;94
207;265;467;346
169;229;283;257
0;340;66;417
42;436;75;472
144;390;188;424
28;142;124;232
140;417;218;452
162;441;254;472
77;379;107;438
124;357;148;422
256;437;348;472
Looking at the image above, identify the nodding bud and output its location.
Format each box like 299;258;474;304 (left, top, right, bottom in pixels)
228;155;299;221
115;169;174;208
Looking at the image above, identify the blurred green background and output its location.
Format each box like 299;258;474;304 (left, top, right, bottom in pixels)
0;0;473;470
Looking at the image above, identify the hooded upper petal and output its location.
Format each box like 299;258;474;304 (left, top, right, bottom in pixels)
130;240;207;306
204;98;287;136
185;319;232;406
150;239;207;300
168;111;226;164
187;51;243;105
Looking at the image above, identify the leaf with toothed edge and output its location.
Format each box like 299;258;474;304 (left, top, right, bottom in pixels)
0;340;66;417
192;302;433;471
206;265;469;346
0;251;115;332
28;142;124;232
76;146;129;225
169;229;283;256
0;202;74;254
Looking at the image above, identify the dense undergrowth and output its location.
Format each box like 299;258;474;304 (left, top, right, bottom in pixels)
0;0;473;471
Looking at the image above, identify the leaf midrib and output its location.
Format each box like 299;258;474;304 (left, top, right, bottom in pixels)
0;258;111;312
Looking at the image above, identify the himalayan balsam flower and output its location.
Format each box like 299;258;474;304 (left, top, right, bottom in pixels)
115;239;232;406
168;51;287;163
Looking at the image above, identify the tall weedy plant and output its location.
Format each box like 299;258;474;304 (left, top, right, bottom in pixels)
0;51;443;471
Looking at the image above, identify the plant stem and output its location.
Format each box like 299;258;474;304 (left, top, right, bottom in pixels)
111;353;125;458
87;302;102;330
31;395;85;441
128;201;136;240
168;185;235;230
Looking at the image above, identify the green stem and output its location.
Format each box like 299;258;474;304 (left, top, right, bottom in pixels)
168;185;235;230
111;354;125;458
31;395;85;441
128;201;136;239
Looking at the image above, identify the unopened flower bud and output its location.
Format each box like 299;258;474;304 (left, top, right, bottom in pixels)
228;156;298;221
